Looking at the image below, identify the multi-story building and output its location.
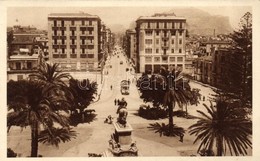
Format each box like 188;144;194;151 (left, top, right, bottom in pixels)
199;40;231;55
136;14;186;73
193;56;213;84
125;29;137;65
7;26;46;81
211;48;231;88
47;13;101;71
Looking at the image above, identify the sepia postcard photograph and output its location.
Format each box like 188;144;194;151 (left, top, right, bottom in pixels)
1;0;259;159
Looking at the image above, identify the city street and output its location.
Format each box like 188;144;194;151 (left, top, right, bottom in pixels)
5;6;253;158
7;47;240;157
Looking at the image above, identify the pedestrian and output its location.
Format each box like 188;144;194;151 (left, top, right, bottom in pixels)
110;85;113;90
117;99;120;105
203;96;205;101
179;134;184;143
114;99;117;106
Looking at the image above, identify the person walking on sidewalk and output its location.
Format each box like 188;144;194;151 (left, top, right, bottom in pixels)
110;85;113;90
114;99;117;106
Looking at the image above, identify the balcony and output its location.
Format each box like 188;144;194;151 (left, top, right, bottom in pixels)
162;36;169;41
70;54;77;58
80;54;87;58
60;35;66;39
60;44;66;48
80;45;87;49
70;44;77;48
70;27;76;31
161;44;169;49
60;54;67;58
70;35;77;39
53;54;60;58
60;26;66;30
52;26;59;30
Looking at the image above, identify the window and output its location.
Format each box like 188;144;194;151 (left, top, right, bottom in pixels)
71;20;75;25
88;45;94;49
89;30;93;35
171;49;174;53
62;48;65;54
16;62;21;70
54;48;57;52
154;57;160;62
179;48;182;53
27;62;32;69
172;22;175;29
82;39;85;44
156;31;160;36
61;20;64;27
62;39;65;45
145;30;152;36
156;22;159;29
72;39;75;44
164;22;167;29
177;57;183;62
156;49;159;53
72;30;75;36
54;30;57;36
72;48;75;54
82;48;85;54
145;57;152;62
171;39;174;44
82;30;85;34
54;20;57;26
156;39;159;44
145;48;152;54
54;39;57;44
171;30;176;36
82;20;85;25
170;57;175;62
179;39;182;44
147;22;150;28
145;39;152;44
179;31;182;36
180;22;183;29
62;30;65;36
89;20;92;26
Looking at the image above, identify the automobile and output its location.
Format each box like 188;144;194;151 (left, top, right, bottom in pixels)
120;61;123;65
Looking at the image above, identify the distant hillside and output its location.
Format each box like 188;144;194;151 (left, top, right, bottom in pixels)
129;8;233;36
109;24;127;34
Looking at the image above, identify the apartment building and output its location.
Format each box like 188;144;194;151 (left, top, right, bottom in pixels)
125;29;137;65
7;26;46;81
136;14;186;73
48;13;101;71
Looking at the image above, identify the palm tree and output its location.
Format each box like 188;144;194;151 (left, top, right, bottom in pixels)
30;62;71;86
30;62;74;111
189;97;252;156
69;78;97;123
138;67;196;135
7;80;76;157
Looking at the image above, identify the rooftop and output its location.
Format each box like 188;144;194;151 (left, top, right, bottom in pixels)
137;13;185;21
48;13;100;19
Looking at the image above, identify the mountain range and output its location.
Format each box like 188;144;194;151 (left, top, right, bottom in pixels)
111;8;233;36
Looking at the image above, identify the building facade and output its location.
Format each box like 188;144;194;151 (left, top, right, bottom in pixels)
7;26;46;81
125;29;137;65
48;13;101;71
136;14;186;73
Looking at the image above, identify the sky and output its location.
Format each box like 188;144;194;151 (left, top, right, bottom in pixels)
7;6;251;32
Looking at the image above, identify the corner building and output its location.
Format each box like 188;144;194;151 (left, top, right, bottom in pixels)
136;15;186;73
48;13;101;71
